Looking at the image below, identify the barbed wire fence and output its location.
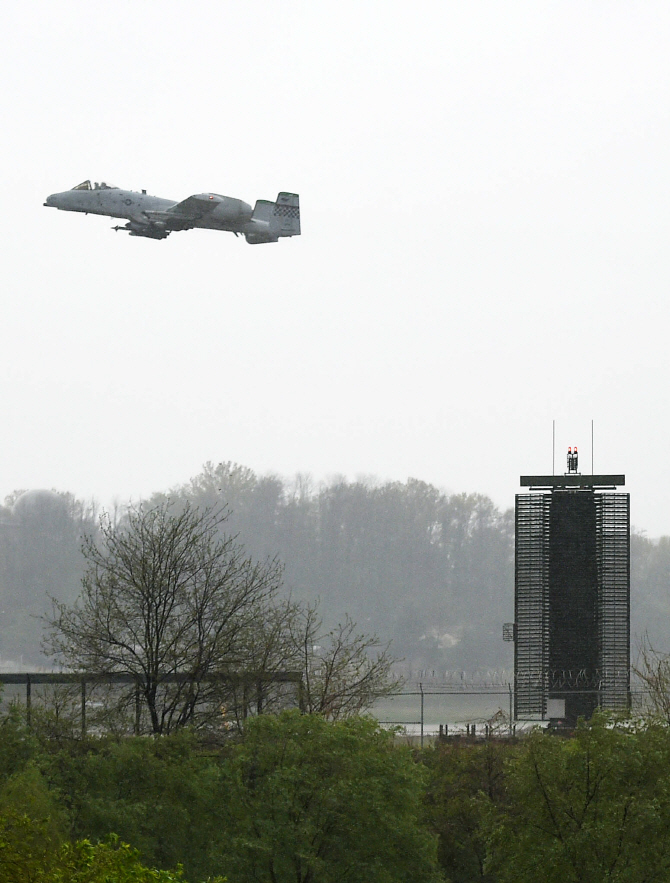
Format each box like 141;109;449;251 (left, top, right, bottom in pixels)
375;668;655;746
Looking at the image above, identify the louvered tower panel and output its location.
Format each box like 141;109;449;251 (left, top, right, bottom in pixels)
596;493;630;711
514;493;550;717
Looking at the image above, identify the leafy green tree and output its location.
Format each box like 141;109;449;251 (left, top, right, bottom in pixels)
0;705;39;785
423;738;506;882
0;762;68;849
0;822;201;883
41;731;220;881
51;836;207;883
485;715;670;882
0;811;58;882
213;710;440;883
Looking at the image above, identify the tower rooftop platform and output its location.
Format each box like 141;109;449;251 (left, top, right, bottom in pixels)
520;475;625;489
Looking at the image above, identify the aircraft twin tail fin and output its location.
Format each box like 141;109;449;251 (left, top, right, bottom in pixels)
271;192;300;237
245;192;300;244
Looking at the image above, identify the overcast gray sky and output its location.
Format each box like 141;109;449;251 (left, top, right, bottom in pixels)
2;1;670;533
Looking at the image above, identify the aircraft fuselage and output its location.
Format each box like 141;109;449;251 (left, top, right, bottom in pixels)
44;187;253;232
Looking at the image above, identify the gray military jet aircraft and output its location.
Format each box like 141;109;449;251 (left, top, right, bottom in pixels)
44;180;300;243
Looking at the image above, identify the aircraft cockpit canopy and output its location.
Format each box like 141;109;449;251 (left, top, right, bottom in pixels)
71;180;118;191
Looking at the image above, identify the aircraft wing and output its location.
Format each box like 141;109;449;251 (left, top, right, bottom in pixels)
167;194;221;220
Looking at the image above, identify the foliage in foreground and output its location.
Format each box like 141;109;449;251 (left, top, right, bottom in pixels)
485;715;670;883
0;708;440;882
421;715;670;882
0;822;200;883
213;711;439;883
6;701;670;882
424;736;506;882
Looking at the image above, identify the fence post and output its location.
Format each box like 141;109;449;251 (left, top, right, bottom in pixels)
420;682;424;748
81;680;86;737
134;683;141;735
509;683;513;736
26;675;31;728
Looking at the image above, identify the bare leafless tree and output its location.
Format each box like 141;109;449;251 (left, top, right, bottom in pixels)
287;603;403;719
224;599;402;722
44;501;282;734
634;634;670;723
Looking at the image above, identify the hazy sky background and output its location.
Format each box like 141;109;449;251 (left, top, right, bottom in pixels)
2;2;670;533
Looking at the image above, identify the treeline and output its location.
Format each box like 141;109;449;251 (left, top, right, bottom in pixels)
0;490;96;667
148;462;516;672
1;463;670;669
2;707;670;881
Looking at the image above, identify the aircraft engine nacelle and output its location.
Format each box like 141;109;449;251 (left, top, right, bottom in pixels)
211;196;254;222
